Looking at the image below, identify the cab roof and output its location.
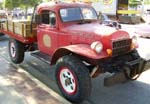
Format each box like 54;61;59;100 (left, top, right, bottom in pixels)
37;2;90;12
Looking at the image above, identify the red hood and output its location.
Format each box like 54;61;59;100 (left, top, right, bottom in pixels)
60;22;130;50
61;22;117;36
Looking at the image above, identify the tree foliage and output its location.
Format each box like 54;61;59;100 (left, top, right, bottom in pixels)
4;0;42;9
21;0;42;8
143;0;150;5
0;2;3;9
129;0;150;7
129;0;141;7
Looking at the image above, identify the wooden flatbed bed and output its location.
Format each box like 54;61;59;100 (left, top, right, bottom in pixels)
0;20;37;44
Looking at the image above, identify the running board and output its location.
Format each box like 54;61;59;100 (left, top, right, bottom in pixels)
31;51;51;64
104;72;127;87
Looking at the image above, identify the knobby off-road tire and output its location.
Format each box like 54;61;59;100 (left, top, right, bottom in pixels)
55;55;91;103
8;38;25;64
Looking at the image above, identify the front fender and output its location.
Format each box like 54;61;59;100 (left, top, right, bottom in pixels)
51;44;109;65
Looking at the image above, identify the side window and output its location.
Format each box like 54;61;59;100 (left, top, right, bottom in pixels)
49;12;56;26
41;10;56;26
41;10;49;24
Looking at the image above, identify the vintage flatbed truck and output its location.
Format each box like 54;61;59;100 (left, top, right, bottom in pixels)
0;2;149;103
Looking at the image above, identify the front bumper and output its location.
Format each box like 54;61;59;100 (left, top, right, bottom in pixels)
125;58;150;74
104;58;150;86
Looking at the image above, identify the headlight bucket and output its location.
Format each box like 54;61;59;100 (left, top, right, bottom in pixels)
91;41;103;53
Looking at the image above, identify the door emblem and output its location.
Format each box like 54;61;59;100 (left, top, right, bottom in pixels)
43;34;51;48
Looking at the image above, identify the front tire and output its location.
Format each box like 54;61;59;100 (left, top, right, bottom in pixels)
55;55;91;103
8;38;25;64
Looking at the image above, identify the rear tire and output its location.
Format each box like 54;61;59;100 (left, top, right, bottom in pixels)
8;38;25;64
55;55;91;103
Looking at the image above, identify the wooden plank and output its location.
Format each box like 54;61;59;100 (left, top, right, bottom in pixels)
14;22;24;36
1;22;8;30
6;20;37;38
22;23;24;36
8;21;14;32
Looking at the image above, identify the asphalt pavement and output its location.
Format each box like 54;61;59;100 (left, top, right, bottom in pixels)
0;36;150;104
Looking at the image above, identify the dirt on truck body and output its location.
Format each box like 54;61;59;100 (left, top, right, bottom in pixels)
0;2;150;103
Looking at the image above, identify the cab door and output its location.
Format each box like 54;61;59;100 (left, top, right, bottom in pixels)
37;10;58;56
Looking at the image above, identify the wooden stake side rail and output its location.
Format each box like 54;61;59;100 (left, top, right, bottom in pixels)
0;20;37;44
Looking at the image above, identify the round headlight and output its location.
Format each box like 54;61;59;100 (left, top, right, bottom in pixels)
91;41;103;53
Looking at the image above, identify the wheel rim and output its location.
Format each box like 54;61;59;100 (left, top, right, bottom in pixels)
10;42;16;58
59;67;77;95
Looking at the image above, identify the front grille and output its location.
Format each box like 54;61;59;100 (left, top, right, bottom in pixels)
112;39;132;56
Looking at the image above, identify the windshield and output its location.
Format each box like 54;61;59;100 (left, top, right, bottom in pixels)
60;7;97;22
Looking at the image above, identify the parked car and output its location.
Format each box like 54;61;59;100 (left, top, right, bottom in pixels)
120;17;150;38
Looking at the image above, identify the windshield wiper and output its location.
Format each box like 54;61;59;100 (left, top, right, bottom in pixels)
77;19;92;24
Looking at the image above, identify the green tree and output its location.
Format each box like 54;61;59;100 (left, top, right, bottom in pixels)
143;0;150;5
129;0;141;7
19;0;42;18
4;0;21;9
4;0;42;18
129;0;150;7
0;2;3;9
4;0;42;10
20;0;42;7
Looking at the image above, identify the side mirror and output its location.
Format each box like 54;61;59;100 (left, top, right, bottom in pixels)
35;14;41;24
118;24;122;29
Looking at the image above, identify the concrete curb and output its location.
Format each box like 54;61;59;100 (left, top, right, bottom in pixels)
2;55;72;104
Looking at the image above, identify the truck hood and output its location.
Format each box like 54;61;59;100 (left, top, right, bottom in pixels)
62;22;117;36
61;22;130;50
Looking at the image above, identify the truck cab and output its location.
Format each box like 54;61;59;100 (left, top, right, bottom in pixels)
35;2;132;63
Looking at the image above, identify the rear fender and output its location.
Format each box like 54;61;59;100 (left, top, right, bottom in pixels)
51;44;109;65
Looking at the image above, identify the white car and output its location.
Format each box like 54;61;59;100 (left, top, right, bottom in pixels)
121;23;150;38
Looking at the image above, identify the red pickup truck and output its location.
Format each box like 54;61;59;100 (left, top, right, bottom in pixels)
0;2;149;103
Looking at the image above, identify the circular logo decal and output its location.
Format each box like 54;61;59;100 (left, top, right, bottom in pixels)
43;34;51;47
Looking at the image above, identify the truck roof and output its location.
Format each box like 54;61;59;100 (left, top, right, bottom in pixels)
37;2;90;12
